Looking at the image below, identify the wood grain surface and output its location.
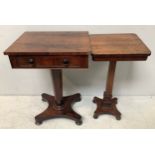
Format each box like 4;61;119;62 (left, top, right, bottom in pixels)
90;33;151;61
4;31;91;56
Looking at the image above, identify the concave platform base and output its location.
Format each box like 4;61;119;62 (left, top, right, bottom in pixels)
93;61;121;120
35;93;82;125
93;96;121;120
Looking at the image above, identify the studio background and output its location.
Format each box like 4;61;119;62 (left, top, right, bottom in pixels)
0;25;154;96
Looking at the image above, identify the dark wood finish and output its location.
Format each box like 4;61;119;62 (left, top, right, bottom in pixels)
90;33;151;61
9;55;88;68
5;32;89;69
52;70;63;105
91;33;151;120
105;61;116;96
93;61;121;120
5;32;151;123
35;69;82;125
4;31;90;56
4;31;90;125
35;93;82;125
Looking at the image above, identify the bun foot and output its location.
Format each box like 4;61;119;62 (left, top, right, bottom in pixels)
35;120;43;125
93;113;98;119
116;115;121;120
75;120;82;125
42;98;47;102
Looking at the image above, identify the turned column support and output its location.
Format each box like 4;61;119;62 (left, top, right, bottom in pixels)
35;69;82;125
52;69;63;105
104;61;116;98
93;61;121;120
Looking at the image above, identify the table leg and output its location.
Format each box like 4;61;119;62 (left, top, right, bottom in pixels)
93;61;121;120
35;69;82;125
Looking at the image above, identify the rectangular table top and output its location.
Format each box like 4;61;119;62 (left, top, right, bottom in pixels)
4;31;91;56
90;33;151;61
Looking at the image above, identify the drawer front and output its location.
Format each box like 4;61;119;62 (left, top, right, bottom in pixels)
9;55;88;68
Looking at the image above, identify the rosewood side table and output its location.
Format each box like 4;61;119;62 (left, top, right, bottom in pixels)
90;33;151;120
4;31;90;125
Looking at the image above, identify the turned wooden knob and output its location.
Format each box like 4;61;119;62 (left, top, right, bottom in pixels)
28;58;34;64
63;59;69;65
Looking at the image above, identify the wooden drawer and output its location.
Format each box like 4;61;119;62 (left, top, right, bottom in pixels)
9;55;88;68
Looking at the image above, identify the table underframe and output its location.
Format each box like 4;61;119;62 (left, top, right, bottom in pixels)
35;69;82;125
93;61;121;120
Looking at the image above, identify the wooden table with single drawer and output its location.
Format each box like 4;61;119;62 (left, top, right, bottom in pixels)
4;31;90;125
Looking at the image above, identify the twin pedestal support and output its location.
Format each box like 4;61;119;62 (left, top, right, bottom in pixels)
35;61;121;125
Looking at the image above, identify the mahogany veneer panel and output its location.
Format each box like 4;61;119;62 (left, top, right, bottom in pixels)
90;33;151;61
4;31;90;56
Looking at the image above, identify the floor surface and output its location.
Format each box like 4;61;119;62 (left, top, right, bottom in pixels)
0;96;155;129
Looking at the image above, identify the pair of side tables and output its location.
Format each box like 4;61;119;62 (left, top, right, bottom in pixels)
4;31;151;125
